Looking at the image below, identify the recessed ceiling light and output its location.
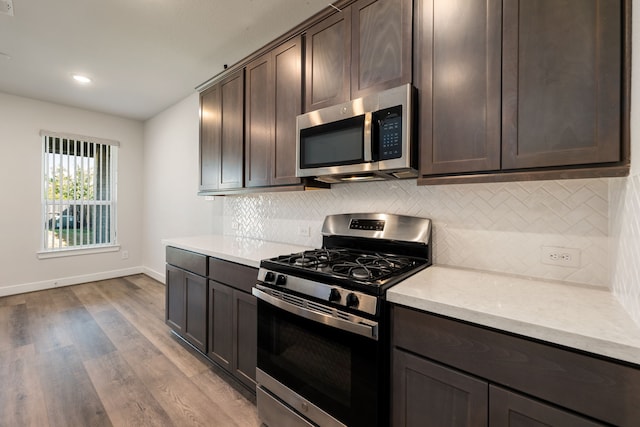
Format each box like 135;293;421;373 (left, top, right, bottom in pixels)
72;74;92;84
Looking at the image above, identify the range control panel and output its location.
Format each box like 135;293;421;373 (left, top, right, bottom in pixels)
349;219;385;231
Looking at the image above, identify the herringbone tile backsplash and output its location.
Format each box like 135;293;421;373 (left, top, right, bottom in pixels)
224;178;610;287
610;175;640;325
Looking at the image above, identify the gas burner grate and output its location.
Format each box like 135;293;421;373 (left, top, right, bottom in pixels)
331;254;412;281
284;249;348;269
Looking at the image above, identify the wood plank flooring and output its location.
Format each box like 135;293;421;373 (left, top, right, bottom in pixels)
0;274;261;427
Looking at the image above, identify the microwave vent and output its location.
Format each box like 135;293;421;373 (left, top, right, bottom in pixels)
392;170;418;179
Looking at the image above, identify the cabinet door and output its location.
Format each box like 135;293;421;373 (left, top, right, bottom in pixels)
418;0;502;176
245;37;302;188
199;85;221;192
183;272;207;353
245;54;274;187
393;348;488;427
351;0;412;99
165;265;185;334
490;386;605;427
272;38;303;186
208;280;233;371
233;290;257;390
219;70;245;189
304;8;351;112
502;0;621;169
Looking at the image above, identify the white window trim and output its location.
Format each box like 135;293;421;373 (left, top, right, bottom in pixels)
39;130;120;147
37;245;121;259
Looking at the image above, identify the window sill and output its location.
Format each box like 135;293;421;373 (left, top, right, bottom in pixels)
37;245;121;259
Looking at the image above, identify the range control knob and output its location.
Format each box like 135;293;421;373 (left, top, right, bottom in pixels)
328;288;341;303
264;271;275;283
275;274;287;287
346;293;360;308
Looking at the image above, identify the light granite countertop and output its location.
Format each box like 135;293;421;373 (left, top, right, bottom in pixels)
163;235;640;366
387;266;640;366
162;234;312;269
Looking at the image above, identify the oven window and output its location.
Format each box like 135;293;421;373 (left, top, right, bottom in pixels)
257;300;380;427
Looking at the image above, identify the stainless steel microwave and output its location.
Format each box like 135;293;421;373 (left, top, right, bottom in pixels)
296;84;417;183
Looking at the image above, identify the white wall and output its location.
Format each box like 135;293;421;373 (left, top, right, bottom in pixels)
609;4;640;326
141;93;223;281
0;92;144;295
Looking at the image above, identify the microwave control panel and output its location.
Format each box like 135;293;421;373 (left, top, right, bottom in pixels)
374;106;403;160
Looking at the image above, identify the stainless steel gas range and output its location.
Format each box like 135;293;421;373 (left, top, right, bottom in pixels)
252;213;432;427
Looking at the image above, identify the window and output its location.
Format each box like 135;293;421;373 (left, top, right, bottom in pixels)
40;131;118;254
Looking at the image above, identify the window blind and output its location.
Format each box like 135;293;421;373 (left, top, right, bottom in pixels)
41;131;118;251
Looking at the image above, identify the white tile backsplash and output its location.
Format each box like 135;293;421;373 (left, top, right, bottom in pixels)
224;178;610;287
610;175;640;326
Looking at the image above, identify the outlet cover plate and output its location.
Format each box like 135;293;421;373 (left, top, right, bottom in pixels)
541;246;581;268
0;0;14;16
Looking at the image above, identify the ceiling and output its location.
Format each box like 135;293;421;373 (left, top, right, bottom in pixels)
0;0;329;120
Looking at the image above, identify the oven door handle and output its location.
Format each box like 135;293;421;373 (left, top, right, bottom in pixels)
252;287;379;340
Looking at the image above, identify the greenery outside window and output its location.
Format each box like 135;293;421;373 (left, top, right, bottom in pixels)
40;131;118;254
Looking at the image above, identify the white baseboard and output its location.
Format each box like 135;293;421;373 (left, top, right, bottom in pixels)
0;266;145;298
142;266;165;285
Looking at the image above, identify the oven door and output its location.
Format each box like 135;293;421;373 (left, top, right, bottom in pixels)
254;291;383;427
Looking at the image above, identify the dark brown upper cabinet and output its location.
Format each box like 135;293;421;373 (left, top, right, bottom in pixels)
304;8;351;111
304;0;412;112
502;0;621;170
417;0;502;176
199;84;221;192
419;0;626;183
351;0;413;99
245;37;302;188
199;69;245;193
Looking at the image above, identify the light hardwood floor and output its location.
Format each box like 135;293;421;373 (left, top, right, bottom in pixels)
0;274;261;427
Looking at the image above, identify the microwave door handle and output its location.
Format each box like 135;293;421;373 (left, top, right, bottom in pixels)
363;112;373;162
252;287;379;340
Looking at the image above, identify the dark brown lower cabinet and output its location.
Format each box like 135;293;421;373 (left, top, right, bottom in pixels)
208;280;233;371
392;348;488;426
392;305;640;427
208;257;258;391
489;386;603;427
182;272;208;352
165;264;185;334
166;247;258;393
165;249;208;353
232;290;257;388
208;280;257;390
393;348;605;427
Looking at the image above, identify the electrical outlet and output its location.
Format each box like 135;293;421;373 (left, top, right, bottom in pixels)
0;0;14;17
231;221;239;230
541;246;580;268
297;225;310;237
121;250;129;260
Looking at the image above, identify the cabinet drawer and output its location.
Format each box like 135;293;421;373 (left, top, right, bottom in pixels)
209;258;258;293
166;246;208;276
392;305;640;427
